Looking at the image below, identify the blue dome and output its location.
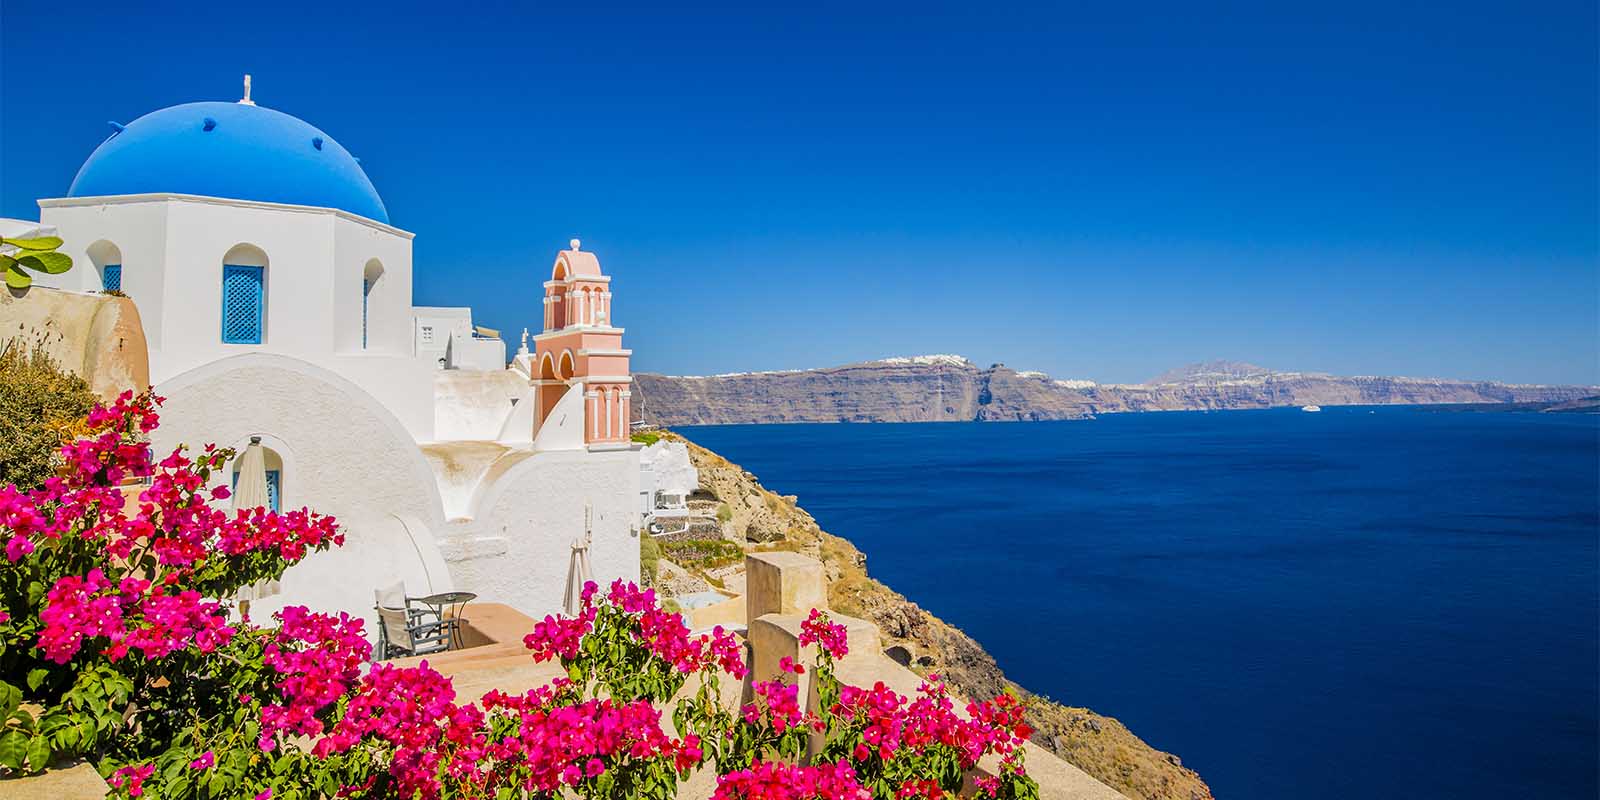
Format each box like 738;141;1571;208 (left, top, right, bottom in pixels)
69;101;389;224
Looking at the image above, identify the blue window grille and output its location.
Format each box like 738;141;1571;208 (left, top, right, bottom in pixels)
102;264;122;292
362;276;371;348
266;470;281;512
221;264;264;344
232;469;282;512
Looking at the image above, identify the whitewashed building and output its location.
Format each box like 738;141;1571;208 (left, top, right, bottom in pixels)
21;83;642;629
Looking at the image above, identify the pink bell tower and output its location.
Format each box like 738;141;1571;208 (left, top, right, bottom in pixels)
533;239;632;447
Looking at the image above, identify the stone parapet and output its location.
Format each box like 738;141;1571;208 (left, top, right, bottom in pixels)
745;550;826;620
0;760;109;800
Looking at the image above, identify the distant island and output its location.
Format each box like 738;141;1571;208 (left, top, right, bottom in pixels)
633;356;1600;426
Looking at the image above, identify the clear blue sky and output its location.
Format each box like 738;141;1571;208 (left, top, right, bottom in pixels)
3;1;1595;384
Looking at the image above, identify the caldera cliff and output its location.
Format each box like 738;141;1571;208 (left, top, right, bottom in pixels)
633;356;1598;426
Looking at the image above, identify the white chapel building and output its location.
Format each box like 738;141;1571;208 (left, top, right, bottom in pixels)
20;83;646;627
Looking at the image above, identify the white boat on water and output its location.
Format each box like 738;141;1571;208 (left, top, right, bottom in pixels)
1301;405;1322;412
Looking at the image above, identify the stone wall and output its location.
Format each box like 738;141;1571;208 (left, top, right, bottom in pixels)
0;285;149;397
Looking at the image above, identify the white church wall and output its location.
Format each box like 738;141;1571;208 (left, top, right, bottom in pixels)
36;199;173;345
495;385;537;444
151;354;451;627
36;196;439;441
326;354;438;441
431;369;524;441
333;215;414;357
437;446;641;617
147;198;338;382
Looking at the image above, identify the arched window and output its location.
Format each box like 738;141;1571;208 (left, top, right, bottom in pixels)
539;352;557;380
231;444;284;512
558;350;575;380
87;240;123;293
221;244;268;344
607;386;619;438
362;259;385;349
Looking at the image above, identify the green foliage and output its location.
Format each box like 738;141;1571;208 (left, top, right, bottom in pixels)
0;342;97;491
639;534;661;585
660;537;744;571
715;502;733;523
0;235;73;290
630;430;663;446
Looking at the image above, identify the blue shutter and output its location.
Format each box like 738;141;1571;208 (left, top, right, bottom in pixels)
221;265;264;344
102;264;122;292
266;470;281;512
362;276;371;349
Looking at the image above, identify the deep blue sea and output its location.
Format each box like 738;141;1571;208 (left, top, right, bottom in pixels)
682;407;1599;800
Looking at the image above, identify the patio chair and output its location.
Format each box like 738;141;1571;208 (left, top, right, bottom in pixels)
373;582;454;659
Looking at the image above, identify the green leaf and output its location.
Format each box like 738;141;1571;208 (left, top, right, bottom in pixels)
24;735;50;772
3;236;64;251
17;252;72;275
0;730;26;770
0;683;17;718
4;265;32;290
25;669;48;693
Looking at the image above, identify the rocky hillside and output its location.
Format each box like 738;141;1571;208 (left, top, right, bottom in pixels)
633;356;1597;426
662;432;1214;800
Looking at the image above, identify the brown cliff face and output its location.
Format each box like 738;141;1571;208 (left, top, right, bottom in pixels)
676;436;1215;800
633;357;1598;426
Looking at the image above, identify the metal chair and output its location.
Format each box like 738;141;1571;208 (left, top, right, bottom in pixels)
373;582;455;659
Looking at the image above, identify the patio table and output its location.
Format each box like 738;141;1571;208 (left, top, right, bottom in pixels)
412;591;477;650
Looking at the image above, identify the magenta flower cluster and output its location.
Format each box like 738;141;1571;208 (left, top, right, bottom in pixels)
3;394;1038;800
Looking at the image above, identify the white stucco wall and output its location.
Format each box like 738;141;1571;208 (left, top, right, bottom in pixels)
448;333;506;372
413;307;472;367
439;446;640;617
432;370;526;442
640;441;698;499
37;195;437;441
32;201;172;344
151;354;450;634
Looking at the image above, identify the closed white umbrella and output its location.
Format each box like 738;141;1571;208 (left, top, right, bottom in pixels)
563;504;595;617
233;437;271;510
233;437;280;616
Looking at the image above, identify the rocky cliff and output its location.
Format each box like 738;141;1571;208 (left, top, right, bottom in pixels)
666;435;1214;800
633;356;1598;426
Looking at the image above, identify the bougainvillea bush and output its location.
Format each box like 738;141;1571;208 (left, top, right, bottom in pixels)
0;393;1039;799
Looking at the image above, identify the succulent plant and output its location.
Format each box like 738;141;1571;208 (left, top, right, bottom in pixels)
0;235;73;289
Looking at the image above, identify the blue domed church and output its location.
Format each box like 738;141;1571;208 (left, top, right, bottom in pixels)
20;80;646;636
